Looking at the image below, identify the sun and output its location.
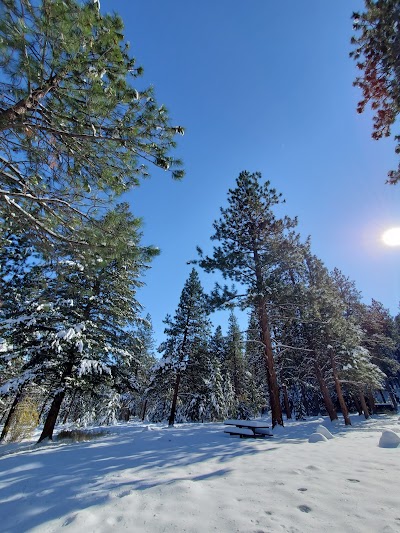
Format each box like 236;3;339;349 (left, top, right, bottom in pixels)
382;227;400;246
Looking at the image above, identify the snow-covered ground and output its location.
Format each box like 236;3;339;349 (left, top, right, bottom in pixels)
0;414;399;533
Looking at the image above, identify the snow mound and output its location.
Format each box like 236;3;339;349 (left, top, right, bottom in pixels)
316;425;334;439
309;432;328;443
378;429;400;448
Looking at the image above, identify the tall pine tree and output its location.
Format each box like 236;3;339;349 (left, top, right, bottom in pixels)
199;171;301;427
157;269;211;426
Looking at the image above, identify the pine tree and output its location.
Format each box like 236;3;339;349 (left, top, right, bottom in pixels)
0;204;157;441
208;325;234;419
360;299;399;405
157;269;211;426
245;309;269;415
38;204;158;441
0;229;50;441
351;1;400;184
341;346;386;418
0;0;184;245
225;312;245;399
199;171;301;427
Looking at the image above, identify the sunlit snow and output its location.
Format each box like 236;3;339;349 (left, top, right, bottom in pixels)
0;414;399;532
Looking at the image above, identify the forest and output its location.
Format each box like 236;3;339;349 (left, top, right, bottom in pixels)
1;0;399;444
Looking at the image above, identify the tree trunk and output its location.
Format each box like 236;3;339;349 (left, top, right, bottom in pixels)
257;297;283;428
359;389;370;419
37;390;66;442
37;356;74;443
300;385;310;416
367;392;376;414
379;390;386;403
329;348;351;425
388;390;398;411
0;387;24;442
314;359;338;421
282;384;292;419
352;394;363;416
62;390;77;424
38;394;52;421
141;399;148;421
168;372;181;426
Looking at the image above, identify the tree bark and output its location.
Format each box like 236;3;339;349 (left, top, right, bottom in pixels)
257;297;283;427
352;394;363;416
62;390;77;424
359;389;370;419
248;237;283;428
37;356;74;443
329;348;351;425
314;359;338;421
388;389;398;411
0;386;24;442
168;371;181;426
300;384;310;416
367;392;376;414
282;384;292;419
37;389;66;442
0;74;62;132
141;399;148;421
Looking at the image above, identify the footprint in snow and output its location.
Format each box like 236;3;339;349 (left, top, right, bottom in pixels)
62;515;77;526
298;505;312;513
117;489;132;498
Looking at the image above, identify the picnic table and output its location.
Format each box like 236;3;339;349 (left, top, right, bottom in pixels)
223;419;273;438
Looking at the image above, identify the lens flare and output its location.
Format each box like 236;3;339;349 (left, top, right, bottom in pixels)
382;227;400;247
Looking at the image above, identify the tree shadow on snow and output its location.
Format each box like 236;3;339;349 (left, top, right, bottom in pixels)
0;422;276;532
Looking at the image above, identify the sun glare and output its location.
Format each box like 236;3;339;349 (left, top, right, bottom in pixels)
382;227;400;247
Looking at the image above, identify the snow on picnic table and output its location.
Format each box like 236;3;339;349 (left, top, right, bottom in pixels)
0;415;399;533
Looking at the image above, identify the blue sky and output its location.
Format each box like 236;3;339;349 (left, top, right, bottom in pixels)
102;0;400;344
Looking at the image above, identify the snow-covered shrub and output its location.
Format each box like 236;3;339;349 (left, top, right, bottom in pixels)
56;429;108;442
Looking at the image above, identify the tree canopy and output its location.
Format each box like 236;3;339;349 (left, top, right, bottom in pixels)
351;0;400;184
0;0;184;245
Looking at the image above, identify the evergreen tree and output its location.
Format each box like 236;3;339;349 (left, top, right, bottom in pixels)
360;299;399;404
0;229;49;441
225;312;245;399
301;253;353;424
208;325;234;418
351;0;400;184
341;345;386;418
205;352;226;420
199;171;301;427
109;313;157;421
157;269;211;426
245;309;269;414
0;203;157;441
0;0;184;245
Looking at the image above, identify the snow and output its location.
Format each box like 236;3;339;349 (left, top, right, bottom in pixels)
1;414;400;532
378;429;400;448
77;359;111;377
308;432;328;443
56;328;76;341
316;424;334;440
